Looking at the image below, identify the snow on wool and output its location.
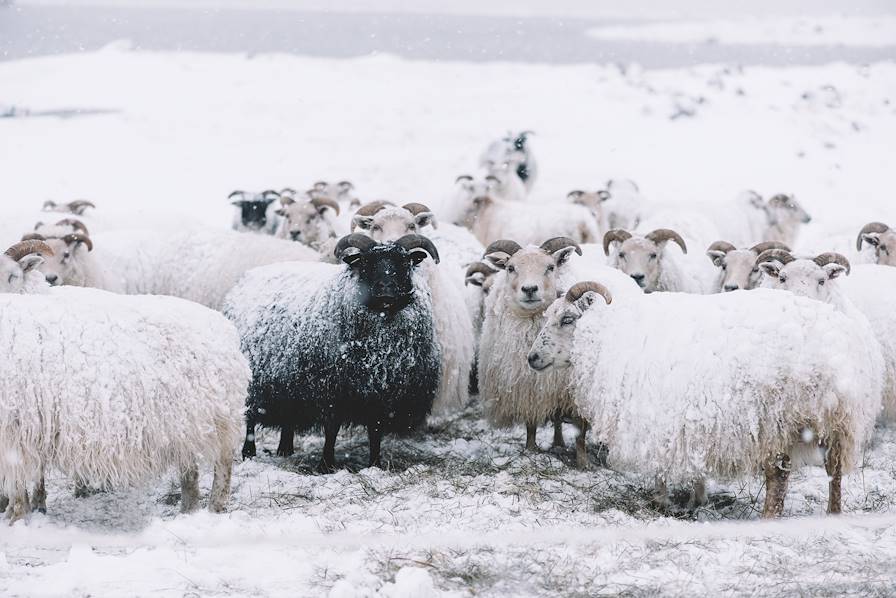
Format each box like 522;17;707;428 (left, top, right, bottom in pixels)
223;240;441;465
542;288;882;484
0;286;249;514
94;226;319;308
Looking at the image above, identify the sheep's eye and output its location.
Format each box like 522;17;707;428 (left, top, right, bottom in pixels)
881;245;889;254
752;268;759;274
546;265;555;273
506;265;515;273
7;274;15;284
372;225;381;232
560;315;576;326
306;218;314;225
818;279;825;286
649;253;658;260
618;252;626;259
408;224;416;230
721;264;727;271
779;274;787;283
63;252;70;259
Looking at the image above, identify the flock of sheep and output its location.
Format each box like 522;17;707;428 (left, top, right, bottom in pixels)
2;130;895;523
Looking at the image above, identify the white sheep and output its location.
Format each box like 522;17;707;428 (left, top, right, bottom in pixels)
19;227;107;289
527;279;883;517
274;192;342;253
453;183;601;247
603;228;711;293
0;240;249;522
95;227;319;309
856;222;896;267
705;240;791;293
601;178;647;231
350;201;476;414
479;130;536;192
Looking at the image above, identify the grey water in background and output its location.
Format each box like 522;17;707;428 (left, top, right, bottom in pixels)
1;4;894;67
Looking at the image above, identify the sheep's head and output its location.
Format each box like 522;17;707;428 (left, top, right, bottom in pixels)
277;193;339;246
603;228;687;293
706;240;790;292
21;232;93;286
352;201;435;240
567;190;610;221
34;218;90;238
335;233;439;314
757;249;849;303
527;281;613;372
764;193;812;227
857;222;896;266
452;175;498;228
484;237;581;316
1;240;54;293
230;190;280;231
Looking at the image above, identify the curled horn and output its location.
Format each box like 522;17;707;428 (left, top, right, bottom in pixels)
465;262;496;280
66;200;96;214
228;190;247;202
646;229;688;254
55;218;90;235
21;232;47;242
402;202;432;216
42;200;58;211
540;237;582;257
707;240;737;255
756;249;795;266
813;252;851;275
312;181;328;190
566;190;585;200
602;229;632;255
5;240;55;261
62;233;93;251
750;241;790;254
565;281;612;306
395;234;440;264
354;200;394;217
455;174;474;184
337;180;354;190
483;239;522;259
334;233;377;259
311;196;340;216
857;222;890;251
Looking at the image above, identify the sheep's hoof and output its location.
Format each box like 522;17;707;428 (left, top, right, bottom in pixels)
241;441;257;460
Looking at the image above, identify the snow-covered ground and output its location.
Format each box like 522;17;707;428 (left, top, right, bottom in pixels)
2;11;896;597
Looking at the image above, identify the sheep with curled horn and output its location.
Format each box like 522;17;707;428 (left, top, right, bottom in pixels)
275;191;342;258
478;236;594;466
567;189;610;237
603;228;691;293
351;200;476;415
856;222;896;266
34;218;91;238
526;271;882;518
0;240;55;294
705;240;791;292
19;227;104;289
223;233;443;469
229;189;282;235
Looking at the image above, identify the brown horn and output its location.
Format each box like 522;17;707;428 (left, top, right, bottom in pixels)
228;190;247;199
66;200;96;215
646;229;688;254
5;240;55;261
337;180;354;190
483;239;522;258
401;202;432;216
602;229;632;255
455;174;474;184
334;233;377;259
750;241;790;254
814;252;851;275
756;249;795;266
395;234;440;264
42;200;57;211
540;237;582;256
311;196;340;216
707;240;737;255
566;190;585;199
62;233;93;252
465;262;496;280
565;281;612;305
20;232;47;242
354;200;394;217
55;218;90;235
857;222;890;251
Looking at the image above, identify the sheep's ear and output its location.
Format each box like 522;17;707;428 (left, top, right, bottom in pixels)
706;250;726;268
414;212;436;230
597;190;611;202
18;255;44;273
340;249;364;266
484;251;511;270
823;263;848;280
34;221;44;231
352;215;373;230
408;249;430;266
861;233;881;247
316;205;335;216
552;246;579;268
465;272;486;287
747;194;765;210
757;262;780;279
274;208;286;217
231;200;245;207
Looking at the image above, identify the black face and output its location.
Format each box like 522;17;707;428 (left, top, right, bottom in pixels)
513;133;528;151
347;246;420;313
239;200;273;229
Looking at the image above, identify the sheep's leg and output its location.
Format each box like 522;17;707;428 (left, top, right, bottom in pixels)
575;418;590;470
762;453;791;518
209;448;233;514
552;418;566;448
318;421;339;473
276;424;295;457
525;423;538;451
241;421;257;460
368;426;383;469
31;471;47;514
825;436;843;515
0;494;8;513
5;484;30;523
688;477;708;510
180;463;200;513
652;477;670;511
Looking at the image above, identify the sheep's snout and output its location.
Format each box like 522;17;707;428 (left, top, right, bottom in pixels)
527;351;550;371
723;283;739;292
45;273;60;285
630;273;646;287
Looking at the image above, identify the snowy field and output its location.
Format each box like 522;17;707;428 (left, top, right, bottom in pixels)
2;5;896;597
